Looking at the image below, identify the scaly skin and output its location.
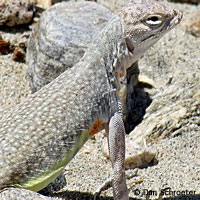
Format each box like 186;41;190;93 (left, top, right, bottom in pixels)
0;0;182;199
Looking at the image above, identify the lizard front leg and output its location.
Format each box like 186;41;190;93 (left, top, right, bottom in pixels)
108;112;129;200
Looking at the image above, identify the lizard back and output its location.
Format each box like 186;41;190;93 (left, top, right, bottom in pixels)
0;54;119;191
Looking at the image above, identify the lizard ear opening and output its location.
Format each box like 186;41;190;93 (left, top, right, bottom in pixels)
125;37;134;52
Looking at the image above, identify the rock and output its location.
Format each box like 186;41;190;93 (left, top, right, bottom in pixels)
137;75;155;88
189;19;200;37
12;47;26;62
0;188;57;200
168;0;200;4
102;137;156;170
0;39;11;54
97;0;129;11
36;0;52;9
26;1;113;93
0;0;35;27
187;7;200;37
0;30;30;62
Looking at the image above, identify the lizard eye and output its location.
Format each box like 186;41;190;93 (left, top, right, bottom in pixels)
145;15;164;26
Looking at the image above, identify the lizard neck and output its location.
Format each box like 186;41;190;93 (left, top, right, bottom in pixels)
87;14;135;93
80;14;135;116
98;15;135;108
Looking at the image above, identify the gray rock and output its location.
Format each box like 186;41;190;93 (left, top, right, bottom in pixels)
0;188;56;200
26;1;113;93
97;0;129;11
168;0;200;3
0;0;35;27
187;5;200;37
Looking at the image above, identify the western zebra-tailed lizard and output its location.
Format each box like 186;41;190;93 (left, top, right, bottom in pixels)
0;0;182;199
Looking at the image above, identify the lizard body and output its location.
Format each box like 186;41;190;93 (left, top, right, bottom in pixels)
0;0;182;199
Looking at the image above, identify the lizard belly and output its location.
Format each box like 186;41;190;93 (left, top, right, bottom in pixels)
11;129;90;192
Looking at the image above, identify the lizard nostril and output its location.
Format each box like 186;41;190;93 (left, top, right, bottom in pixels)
172;9;182;25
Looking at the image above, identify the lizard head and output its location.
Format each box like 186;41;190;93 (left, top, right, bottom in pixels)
121;0;182;67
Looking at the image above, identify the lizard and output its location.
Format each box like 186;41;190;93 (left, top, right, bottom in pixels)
0;0;182;199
